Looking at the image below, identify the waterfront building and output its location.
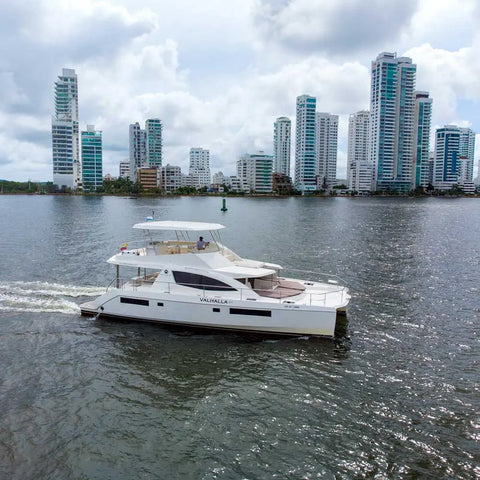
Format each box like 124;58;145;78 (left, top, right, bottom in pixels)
433;125;476;191
273;117;291;176
369;52;417;193
412;92;433;189
237;152;273;193
136;167;158;190
315;112;338;189
189;148;211;188
129;122;146;180
226;175;242;192
52;68;80;189
459;127;476;182
272;172;294;194
81;125;103;192
212;171;226;186
428;151;435;186
145;119;163;168
347;110;372;194
433;126;461;189
295;95;317;193
119;160;130;179
160;164;182;193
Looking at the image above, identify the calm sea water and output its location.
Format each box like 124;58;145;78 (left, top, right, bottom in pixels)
0;195;479;479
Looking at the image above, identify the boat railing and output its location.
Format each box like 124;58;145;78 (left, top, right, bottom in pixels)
281;267;348;287
106;275;349;306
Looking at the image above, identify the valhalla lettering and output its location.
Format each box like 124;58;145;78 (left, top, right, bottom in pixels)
200;298;228;304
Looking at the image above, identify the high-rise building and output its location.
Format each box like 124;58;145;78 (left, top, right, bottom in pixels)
434;126;461;189
145;119;163;168
347;110;372;194
369;52;417;193
295;95;317;193
273;117;291;176
459;127;476;182
237;152;273;193
81;125;102;192
315;112;338;188
412;91;433;189
189;148;211;188
129;122;146;180
52;68;80;189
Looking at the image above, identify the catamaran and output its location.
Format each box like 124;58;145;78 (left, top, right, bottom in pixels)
80;221;350;337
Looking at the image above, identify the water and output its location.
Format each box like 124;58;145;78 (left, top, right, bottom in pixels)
0;195;479;479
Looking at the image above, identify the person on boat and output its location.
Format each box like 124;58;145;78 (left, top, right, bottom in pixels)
196;236;207;250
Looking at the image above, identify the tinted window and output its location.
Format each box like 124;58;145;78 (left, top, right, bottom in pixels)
230;308;271;317
120;297;149;306
172;271;236;291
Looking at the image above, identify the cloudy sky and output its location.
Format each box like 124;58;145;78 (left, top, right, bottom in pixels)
1;0;480;181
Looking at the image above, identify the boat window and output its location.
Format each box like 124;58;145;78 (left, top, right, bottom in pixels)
229;308;271;317
172;271;236;291
120;297;149;306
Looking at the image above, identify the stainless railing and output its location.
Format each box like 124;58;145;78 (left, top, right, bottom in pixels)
106;274;349;307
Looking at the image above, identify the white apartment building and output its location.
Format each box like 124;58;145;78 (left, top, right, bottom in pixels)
189;148;211;188
315;112;338;188
370;52;417;193
273;117;291;176
347;110;372;194
52;68;80;189
237;152;273;193
412;92;433;189
119;160;130;179
160;164;182;192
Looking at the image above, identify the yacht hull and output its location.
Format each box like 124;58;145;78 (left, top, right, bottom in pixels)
80;290;341;337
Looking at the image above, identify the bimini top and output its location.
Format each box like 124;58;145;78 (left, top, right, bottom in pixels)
133;221;226;231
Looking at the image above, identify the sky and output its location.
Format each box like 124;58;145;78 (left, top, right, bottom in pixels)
1;0;480;182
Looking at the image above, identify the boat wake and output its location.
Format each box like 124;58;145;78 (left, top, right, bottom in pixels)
0;281;104;315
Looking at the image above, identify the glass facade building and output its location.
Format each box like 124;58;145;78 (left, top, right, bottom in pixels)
81;126;103;192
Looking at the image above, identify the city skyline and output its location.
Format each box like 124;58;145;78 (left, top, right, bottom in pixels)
1;1;480;182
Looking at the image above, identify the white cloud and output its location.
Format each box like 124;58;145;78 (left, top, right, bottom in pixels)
0;0;479;182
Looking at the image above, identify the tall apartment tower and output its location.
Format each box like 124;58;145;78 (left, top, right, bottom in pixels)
369;52;417;193
189;148;211;188
145;119;163;168
81;125;103;192
412;91;433;189
295;95;317;193
129;122;146;180
52;68;80;189
347;110;372;194
459;127;476;182
273;117;291;176
315;112;338;188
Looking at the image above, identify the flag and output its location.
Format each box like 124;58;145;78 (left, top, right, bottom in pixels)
120;243;127;251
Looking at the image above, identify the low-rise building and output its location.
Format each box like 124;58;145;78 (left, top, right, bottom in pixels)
136;167;158;190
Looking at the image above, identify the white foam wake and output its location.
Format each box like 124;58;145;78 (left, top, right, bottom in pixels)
0;281;104;314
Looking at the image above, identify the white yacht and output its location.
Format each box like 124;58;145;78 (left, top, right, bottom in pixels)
80;221;350;337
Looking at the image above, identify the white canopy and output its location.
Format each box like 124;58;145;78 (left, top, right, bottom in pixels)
133;221;226;231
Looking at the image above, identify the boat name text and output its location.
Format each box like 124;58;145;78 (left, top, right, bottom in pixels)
200;297;229;304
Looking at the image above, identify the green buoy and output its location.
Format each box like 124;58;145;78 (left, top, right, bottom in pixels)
221;197;228;212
